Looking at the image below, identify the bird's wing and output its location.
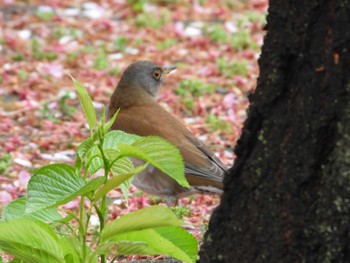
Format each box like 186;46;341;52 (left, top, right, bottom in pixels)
182;132;227;177
111;104;227;187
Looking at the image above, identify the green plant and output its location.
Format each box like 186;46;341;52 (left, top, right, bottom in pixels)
93;51;108;70
114;37;128;52
156;38;177;50
221;0;248;9
172;206;191;219
205;25;228;43
58;90;77;117
35;8;55;21
217;57;249;77
135;10;170;29
40;100;60;123
31;38;42;55
0;153;12;174
133;37;143;46
31;38;58;61
175;80;216;113
108;67;122;76
18;69;29;81
206;114;234;133
0;77;197;263
80;45;95;54
127;0;147;12
66;51;80;66
11;53;25;61
53;26;81;40
245;10;267;24
176;79;216;97
230;30;258;51
182;97;196;112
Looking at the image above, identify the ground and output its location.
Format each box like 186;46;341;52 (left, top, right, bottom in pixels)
0;0;267;260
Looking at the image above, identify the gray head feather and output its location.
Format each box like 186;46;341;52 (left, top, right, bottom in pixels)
119;60;163;97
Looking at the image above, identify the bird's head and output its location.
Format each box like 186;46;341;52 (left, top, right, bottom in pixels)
118;60;176;97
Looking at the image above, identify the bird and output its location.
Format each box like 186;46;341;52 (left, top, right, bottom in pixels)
107;60;228;206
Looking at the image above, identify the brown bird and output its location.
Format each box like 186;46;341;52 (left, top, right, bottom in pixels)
107;60;227;205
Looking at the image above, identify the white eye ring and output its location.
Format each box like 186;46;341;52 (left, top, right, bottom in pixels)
153;69;161;79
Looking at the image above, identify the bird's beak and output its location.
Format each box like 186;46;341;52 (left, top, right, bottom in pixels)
162;65;177;75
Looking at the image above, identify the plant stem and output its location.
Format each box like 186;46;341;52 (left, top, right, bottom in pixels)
97;141;110;263
94;203;106;263
79;196;86;261
94;203;105;234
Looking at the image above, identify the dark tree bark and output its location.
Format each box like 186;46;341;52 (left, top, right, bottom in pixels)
200;1;350;262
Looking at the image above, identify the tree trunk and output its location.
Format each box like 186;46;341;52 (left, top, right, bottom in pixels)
199;1;350;262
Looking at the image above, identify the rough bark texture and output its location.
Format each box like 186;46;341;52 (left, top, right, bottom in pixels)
199;0;350;262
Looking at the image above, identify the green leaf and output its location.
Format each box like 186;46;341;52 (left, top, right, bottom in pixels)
54;214;75;225
106;153;134;201
70;75;96;134
94;163;148;200
100;206;197;263
0;219;64;263
95;124;105;143
111;157;134;175
86;145;103;175
104;109;120;133
109;226;197;263
119;180;132;202
76;137;94;169
59;236;82;263
76;176;105;197
104;149;134;175
103;130;140;150
1;197;61;222
100;105;106;127
26;164;84;213
111;157;134;201
119;136;188;188
96;240;157;256
77;138;94;161
101;206;182;240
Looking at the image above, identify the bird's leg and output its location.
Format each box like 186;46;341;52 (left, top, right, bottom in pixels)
165;196;178;207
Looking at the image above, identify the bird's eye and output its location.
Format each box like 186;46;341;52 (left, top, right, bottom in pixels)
152;69;161;80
